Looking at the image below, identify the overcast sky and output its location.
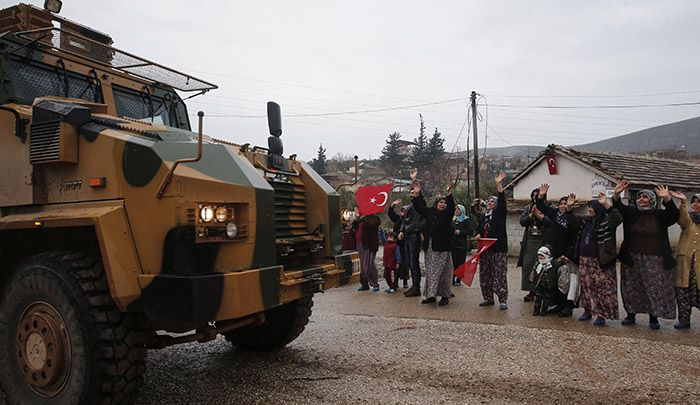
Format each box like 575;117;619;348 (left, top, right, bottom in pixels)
23;0;700;160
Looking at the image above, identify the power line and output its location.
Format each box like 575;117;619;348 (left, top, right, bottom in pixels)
488;101;700;109
484;90;700;99
198;97;469;118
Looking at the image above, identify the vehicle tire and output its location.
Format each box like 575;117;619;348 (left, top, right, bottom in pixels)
0;250;146;404
224;296;313;350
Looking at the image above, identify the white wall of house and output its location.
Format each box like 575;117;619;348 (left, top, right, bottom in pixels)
512;154;615;202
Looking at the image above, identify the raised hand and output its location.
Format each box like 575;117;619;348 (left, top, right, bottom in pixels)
598;191;611;209
538;183;550;198
495;172;507;185
613;179;629;199
532;204;544;220
567;193;577;209
655;184;671;202
391;199;402;206
409;168;418;181
669;190;687;203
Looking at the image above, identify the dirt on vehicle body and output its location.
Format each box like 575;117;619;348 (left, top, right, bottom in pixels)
0;3;359;403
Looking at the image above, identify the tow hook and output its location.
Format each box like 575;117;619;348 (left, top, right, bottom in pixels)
310;273;324;293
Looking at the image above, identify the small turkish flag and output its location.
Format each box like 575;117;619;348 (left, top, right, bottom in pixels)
356;184;392;216
454;238;497;287
546;153;557;175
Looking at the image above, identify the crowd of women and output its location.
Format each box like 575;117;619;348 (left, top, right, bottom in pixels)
350;169;700;330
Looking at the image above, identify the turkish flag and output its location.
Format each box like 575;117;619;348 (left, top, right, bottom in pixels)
546;153;557;175
356;184;392;216
454;238;497;287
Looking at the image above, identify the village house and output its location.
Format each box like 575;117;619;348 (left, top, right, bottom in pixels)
503;144;700;256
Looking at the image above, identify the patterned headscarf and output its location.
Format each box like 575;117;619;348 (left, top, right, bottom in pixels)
483;195;498;234
636;189;657;212
454;204;467;223
690;194;700;224
554;196;569;228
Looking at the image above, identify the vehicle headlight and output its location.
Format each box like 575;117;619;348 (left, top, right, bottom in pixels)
215;207;228;222
226;222;238;238
199;205;214;222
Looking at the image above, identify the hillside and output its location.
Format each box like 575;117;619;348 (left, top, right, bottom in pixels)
576;115;700;154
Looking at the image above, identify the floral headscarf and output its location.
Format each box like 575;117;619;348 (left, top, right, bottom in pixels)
636;189;657;212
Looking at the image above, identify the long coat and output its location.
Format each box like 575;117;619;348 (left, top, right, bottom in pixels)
413;194;456;252
675;200;700;289
613;197;679;270
517;204;550;268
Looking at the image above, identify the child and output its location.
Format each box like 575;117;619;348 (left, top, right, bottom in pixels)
529;245;557;316
383;231;402;293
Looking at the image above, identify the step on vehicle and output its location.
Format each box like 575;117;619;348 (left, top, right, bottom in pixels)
0;2;360;403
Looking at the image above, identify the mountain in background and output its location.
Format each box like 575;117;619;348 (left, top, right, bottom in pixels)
481;115;700;156
575;115;700;154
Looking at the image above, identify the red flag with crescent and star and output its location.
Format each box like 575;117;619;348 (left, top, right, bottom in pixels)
546;153;557;175
355;184;392;216
454;238;497;287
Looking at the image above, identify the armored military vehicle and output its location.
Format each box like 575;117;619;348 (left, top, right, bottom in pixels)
0;2;359;403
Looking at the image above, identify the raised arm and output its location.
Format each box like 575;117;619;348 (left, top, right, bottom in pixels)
387;200;401;223
670;191;690;229
520;205;533;227
446;194;455;214
656;185;679;227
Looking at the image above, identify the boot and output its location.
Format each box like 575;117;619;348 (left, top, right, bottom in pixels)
539;299;550;316
533;297;542;316
404;286;421;297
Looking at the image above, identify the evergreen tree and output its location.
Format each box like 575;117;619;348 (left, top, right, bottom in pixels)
311;143;327;174
410;114;430;172
379;131;406;178
427;127;445;161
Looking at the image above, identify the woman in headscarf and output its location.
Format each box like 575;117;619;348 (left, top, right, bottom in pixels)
669;191;700;329
451;203;473;285
476;172;509;310
518;188;551;302
571;192;622;326
613;180;679;329
411;178;456;306
534;184;577;315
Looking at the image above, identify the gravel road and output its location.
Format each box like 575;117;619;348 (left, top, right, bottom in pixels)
2;264;699;404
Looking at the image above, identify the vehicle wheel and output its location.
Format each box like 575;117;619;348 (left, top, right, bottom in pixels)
0;250;146;404
224;296;313;350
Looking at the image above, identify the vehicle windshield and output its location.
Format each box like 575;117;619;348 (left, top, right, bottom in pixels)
112;84;191;130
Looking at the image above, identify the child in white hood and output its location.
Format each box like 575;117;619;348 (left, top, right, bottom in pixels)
529;245;557;316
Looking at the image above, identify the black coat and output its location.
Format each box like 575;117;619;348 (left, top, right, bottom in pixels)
452;218;473;251
476;191;508;253
535;196;575;259
613;197;679;270
413;194;456;252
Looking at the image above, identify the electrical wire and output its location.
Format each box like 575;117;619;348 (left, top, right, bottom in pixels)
488;101;700;109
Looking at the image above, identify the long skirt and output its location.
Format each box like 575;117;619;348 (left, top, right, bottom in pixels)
357;242;379;288
620;253;676;319
479;250;508;302
521;234;543;291
452;247;467;274
579;257;619;320
424;243;453;299
676;255;700;323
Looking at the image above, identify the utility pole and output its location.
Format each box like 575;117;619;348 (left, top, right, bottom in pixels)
471;91;479;199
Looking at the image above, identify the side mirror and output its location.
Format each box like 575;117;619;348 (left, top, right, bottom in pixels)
267;102;282;137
